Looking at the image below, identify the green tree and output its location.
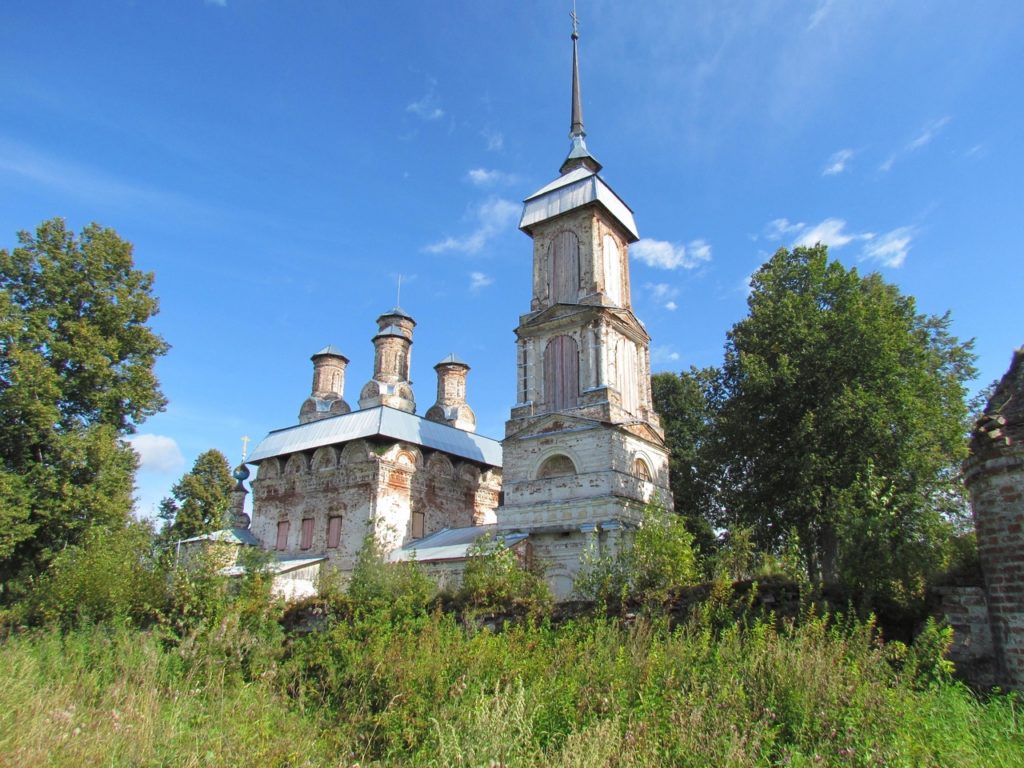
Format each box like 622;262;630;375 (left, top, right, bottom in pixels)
159;449;235;540
651;367;720;556
0;219;168;592
712;245;975;605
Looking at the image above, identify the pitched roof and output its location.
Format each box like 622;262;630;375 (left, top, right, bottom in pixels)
247;405;502;467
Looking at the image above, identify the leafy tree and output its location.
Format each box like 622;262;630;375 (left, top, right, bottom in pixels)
711;245;975;604
459;535;552;616
575;503;698;607
0;218;168;592
651;367;720;556
159;449;235;540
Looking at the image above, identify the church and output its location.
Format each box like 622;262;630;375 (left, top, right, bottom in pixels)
231;21;674;600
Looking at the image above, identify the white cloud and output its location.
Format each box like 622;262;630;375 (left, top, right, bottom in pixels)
127;434;184;474
205;0;227;6
425;197;519;255
860;226;914;268
908;116;951;151
482;128;504;151
631;238;712;270
881;116;951;171
406;80;444;121
466;168;516;187
764;218;805;241
795;218;873;249
650;345;682;365
646;282;680;310
807;0;836;29
469;271;494;291
823;148;854;176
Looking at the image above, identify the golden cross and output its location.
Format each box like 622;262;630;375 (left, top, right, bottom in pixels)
241;435;250;461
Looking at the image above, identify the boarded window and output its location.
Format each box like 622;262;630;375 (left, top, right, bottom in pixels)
543;335;579;411
275;521;290;551
634;458;652;482
603;234;622;306
548;230;580;304
411;510;425;539
300;518;314;550
616;338;639;415
537;454;576;479
327;516;342;548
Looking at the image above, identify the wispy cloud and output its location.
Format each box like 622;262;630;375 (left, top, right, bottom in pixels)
823;148;854;176
646;282;680;310
469;271;494;292
763;216;915;268
466;168;517;187
631;238;712;270
807;0;836;29
650;345;682;365
860;226;914;268
425;197;519;255
0;136;212;219
205;0;227;6
881;116;951;171
482;128;504;151
796;218;874;249
406;79;444;121
127;434;185;474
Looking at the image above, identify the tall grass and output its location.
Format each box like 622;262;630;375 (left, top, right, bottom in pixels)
1;611;1020;767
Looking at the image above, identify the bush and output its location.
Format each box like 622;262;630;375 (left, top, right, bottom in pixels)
31;521;166;629
347;529;436;619
458;535;552;616
575;503;698;607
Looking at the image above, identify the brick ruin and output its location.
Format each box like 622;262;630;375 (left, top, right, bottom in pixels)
963;346;1024;689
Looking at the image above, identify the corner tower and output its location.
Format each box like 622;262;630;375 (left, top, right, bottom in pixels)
497;16;673;545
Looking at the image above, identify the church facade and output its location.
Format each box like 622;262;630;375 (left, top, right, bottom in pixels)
239;22;673;599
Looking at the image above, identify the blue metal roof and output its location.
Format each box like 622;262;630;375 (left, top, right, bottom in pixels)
312;344;347;358
247;405;502;467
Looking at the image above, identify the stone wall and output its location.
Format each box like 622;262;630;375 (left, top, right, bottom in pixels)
250;438;500;573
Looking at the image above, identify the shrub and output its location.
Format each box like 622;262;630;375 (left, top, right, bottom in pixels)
458;535;552;616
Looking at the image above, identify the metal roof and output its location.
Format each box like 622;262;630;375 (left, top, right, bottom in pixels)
312;344;347;358
247;405;502;467
378;306;415;322
436;352;469;367
178;527;261;546
388;524;529;563
220;554;327;578
520;167;638;241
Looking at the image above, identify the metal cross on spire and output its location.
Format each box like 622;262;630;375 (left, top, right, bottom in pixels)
240;435;250;461
571;1;579;39
569;2;585;139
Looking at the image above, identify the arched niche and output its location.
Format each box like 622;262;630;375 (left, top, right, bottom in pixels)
312;445;338;471
426;453;455;479
284;453;309;476
536;453;577;480
256;457;280;480
603;234;622;306
633;456;652;482
340;439;371;464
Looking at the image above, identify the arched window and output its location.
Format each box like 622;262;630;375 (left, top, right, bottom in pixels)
616;338;639;415
544;335;579;411
548;230;580;304
603;234;622;306
537;454;577;479
634;458;652;482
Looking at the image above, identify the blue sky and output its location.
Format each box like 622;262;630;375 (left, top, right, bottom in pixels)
2;1;1022;518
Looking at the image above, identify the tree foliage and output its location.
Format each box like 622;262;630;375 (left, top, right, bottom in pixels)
159;449;235;541
710;245;975;603
0;218;168;591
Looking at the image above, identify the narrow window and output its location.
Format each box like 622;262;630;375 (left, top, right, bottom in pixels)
327;516;342;548
412;510;425;539
543;335;580;411
275;521;290;551
603;235;622;306
300;518;314;550
548;230;580;304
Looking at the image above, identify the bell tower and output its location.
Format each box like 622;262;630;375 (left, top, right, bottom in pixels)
497;14;673;538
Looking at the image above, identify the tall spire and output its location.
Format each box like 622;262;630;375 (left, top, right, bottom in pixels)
560;5;602;175
570;7;584;139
